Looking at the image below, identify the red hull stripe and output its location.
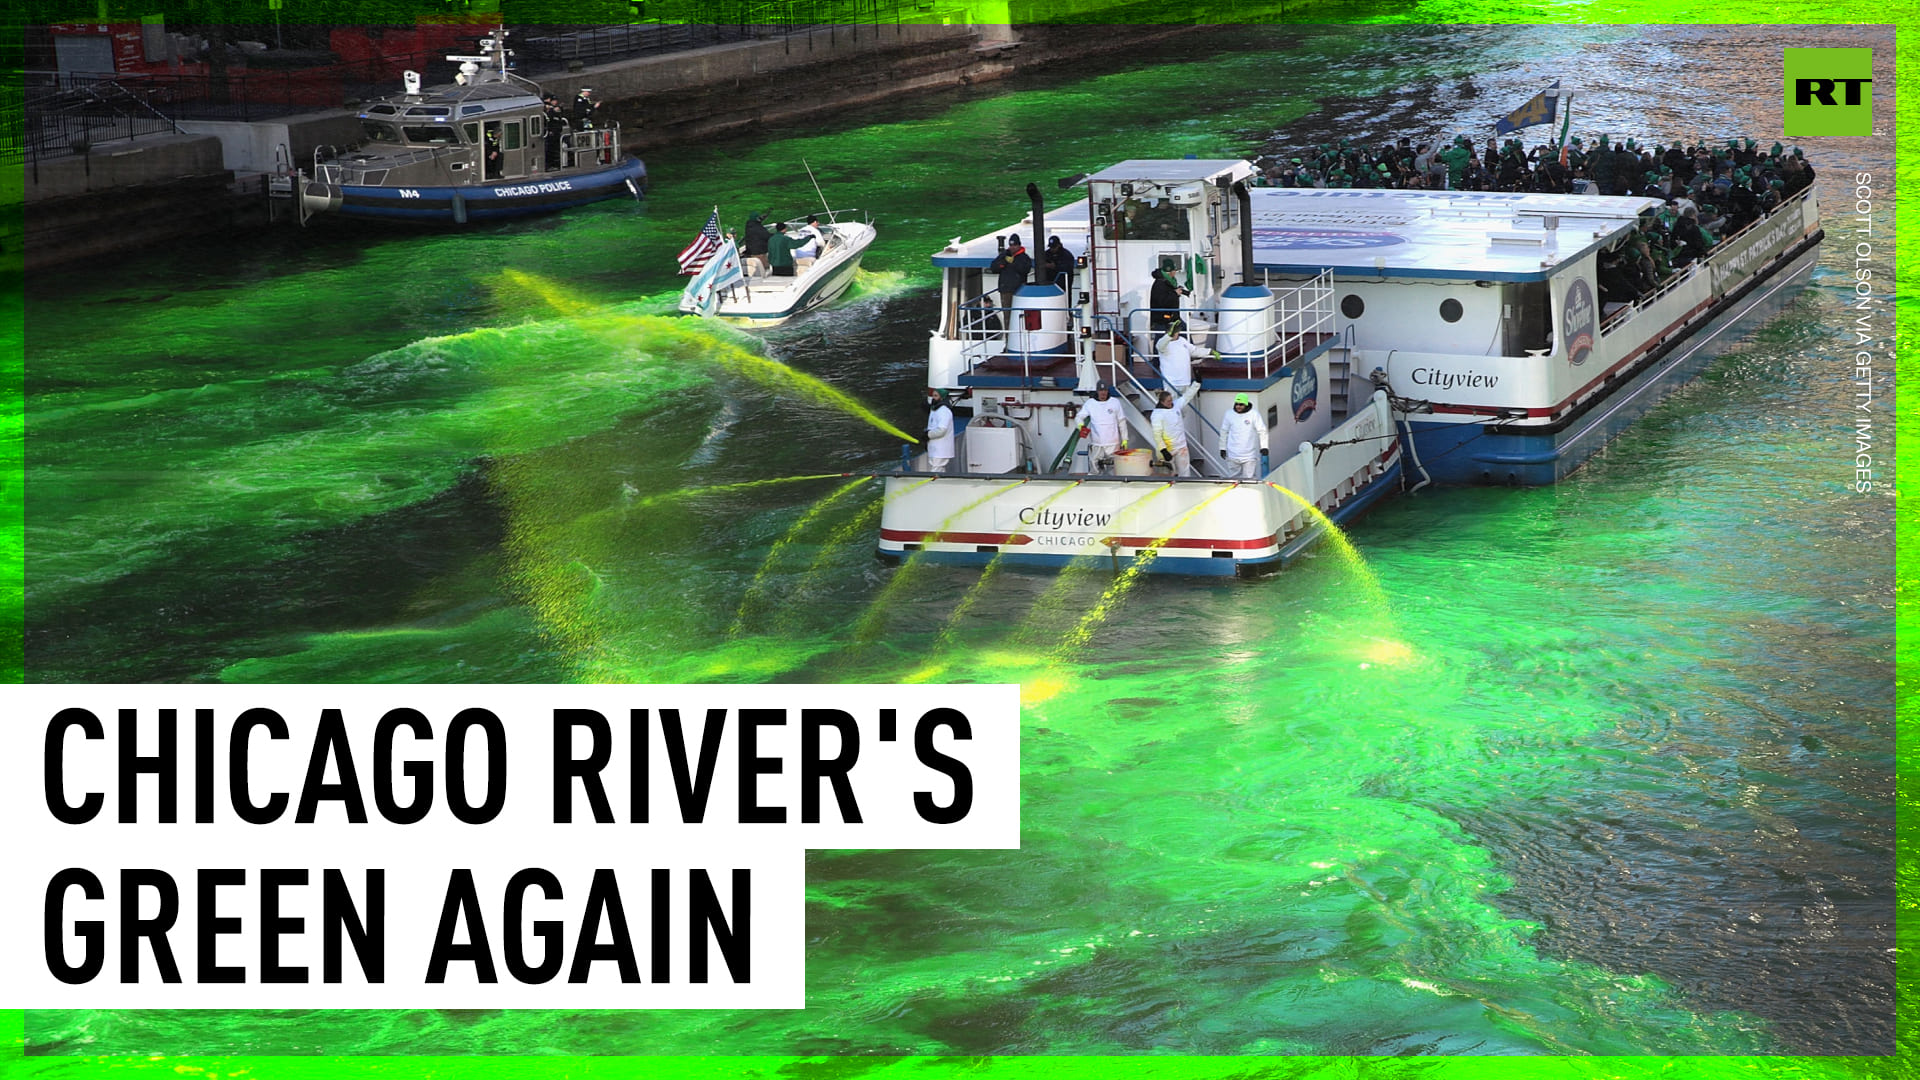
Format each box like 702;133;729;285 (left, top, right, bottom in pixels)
880;528;1280;551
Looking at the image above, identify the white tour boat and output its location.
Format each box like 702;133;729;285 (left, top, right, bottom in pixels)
878;155;1820;575
880;160;1404;576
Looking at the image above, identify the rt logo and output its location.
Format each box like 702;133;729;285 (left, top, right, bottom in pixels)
1783;48;1873;136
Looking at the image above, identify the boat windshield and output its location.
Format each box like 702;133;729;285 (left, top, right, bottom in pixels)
361;121;401;143
1105;198;1189;241
402;125;462;146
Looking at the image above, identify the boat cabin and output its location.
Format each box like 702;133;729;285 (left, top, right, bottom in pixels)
315;30;621;190
1246;187;1659;353
929;159;1334;402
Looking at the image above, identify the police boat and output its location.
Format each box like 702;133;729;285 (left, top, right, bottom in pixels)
880;160;1404;576
279;27;646;226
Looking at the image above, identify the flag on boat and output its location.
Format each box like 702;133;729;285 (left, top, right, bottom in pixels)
1494;80;1560;135
677;210;723;275
681;237;744;317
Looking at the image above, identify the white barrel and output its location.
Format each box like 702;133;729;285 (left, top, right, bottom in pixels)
1008;283;1072;359
1215;283;1274;363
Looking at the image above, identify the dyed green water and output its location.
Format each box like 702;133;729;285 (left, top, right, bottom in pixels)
19;21;1896;1067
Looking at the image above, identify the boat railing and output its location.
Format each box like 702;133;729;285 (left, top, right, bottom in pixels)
952;287;1023;368
315;144;448;184
560;124;621;168
1598;188;1811;334
1123;268;1337;381
1084;313;1231;478
1600;259;1701;333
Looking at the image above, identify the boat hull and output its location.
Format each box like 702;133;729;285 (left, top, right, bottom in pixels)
1405;235;1821;485
878;393;1403;576
317;157;647;224
716;252;866;326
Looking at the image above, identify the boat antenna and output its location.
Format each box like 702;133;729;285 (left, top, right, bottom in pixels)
803;159;838;224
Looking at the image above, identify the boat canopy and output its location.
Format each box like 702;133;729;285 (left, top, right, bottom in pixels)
1247;187;1662;282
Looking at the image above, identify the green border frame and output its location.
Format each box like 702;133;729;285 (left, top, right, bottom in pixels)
4;2;1911;1077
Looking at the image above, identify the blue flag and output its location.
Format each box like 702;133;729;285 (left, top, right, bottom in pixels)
681;237;745;317
1495;80;1560;136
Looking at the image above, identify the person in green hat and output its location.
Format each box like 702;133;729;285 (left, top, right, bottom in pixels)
1220;392;1265;478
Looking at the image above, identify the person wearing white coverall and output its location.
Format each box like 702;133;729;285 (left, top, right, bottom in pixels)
1072;382;1127;472
925;389;955;473
1219;392;1266;478
1156;321;1211;393
1150;387;1200;477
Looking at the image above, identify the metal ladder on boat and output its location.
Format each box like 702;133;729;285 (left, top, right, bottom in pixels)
1085;176;1129;379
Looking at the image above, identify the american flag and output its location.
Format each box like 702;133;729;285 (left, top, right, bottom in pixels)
677;209;723;275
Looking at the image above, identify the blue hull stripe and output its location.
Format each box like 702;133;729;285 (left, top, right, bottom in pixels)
335;159;646;223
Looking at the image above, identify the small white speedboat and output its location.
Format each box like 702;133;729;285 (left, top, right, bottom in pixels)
680;215;877;327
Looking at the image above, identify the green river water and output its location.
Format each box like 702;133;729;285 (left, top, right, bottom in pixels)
17;20;1898;1067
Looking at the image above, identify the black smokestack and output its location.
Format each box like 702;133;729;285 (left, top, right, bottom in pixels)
1027;182;1046;286
1230;178;1254;285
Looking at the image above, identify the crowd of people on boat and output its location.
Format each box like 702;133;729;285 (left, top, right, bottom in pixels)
732;213;828;278
1255;133;1814;310
1253;133;1816;205
537;87;616;169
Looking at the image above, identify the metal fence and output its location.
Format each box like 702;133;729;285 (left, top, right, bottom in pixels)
24;47;464;127
17;77;180;166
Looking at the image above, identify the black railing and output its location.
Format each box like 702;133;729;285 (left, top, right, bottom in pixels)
513;23;739;68
19;77;180;165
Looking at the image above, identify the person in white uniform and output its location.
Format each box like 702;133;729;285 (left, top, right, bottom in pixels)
1156;321;1211;393
925;388;955;473
1149;388;1198;477
1072;382;1127;472
1220;392;1266;478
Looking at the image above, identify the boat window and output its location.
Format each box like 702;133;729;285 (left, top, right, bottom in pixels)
463;122;480;145
503;121;523;151
530;116;544;137
368;104;397;115
1340;294;1365;319
1439;298;1463;323
1501;281;1552;355
404;106;449;117
1104;199;1189;241
403;126;461;145
360;121;400;143
951;268;992;338
462;105;487;116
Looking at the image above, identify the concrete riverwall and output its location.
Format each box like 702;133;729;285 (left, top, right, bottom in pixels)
177;112;366;175
546;22;1219;150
